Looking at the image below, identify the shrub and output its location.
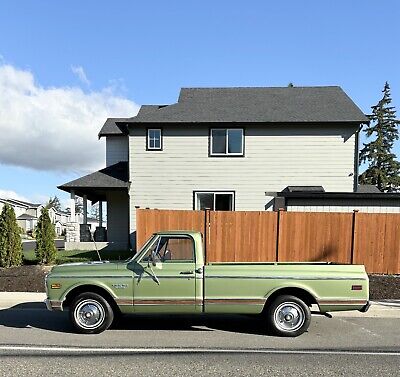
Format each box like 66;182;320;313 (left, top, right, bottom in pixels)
35;208;57;264
0;204;23;267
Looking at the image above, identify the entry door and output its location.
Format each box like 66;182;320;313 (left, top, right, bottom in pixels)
130;235;199;313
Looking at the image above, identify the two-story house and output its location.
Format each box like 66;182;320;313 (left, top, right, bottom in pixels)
58;86;376;250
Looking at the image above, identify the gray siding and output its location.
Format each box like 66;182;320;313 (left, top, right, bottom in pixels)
106;136;129;166
287;198;400;213
129;124;357;232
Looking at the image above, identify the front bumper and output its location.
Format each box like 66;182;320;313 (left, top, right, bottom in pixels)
359;301;371;313
45;299;63;311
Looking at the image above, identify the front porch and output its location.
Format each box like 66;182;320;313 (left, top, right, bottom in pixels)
58;162;130;251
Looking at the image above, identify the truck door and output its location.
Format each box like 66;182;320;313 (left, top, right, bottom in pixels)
129;235;200;313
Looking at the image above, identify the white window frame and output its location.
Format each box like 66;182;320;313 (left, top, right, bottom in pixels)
210;128;244;156
194;191;235;211
147;128;162;150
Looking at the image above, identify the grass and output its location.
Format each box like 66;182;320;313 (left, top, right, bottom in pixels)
23;249;134;265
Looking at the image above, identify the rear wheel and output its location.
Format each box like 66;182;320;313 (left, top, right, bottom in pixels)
70;292;114;334
266;295;311;337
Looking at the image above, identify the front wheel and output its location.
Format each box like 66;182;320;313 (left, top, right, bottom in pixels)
266;295;311;337
70;292;114;334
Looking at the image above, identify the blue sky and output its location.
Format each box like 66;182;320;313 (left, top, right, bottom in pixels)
0;0;399;205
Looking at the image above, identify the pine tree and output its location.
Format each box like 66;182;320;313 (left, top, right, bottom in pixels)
45;196;62;211
0;204;23;268
359;82;400;192
35;208;57;264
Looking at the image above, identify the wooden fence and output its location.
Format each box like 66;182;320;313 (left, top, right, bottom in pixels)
136;209;400;274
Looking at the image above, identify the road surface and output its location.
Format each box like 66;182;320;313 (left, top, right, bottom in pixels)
22;239;65;251
0;302;399;376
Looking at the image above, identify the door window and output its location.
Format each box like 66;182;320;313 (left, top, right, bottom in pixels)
141;236;194;263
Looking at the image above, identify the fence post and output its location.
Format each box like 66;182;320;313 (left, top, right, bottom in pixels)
275;209;283;262
204;208;210;263
350;210;359;264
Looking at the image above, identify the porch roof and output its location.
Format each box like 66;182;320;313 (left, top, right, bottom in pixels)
58;162;129;202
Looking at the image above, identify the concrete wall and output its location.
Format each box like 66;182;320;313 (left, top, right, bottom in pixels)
128;124;358;232
106;136;129;166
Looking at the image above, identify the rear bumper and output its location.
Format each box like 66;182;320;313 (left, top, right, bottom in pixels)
45;299;63;311
359;301;371;313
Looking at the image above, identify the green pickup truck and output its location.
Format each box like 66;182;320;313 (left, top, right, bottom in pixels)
45;231;370;337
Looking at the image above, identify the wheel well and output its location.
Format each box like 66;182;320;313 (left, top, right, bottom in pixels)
63;285;120;314
264;287;317;310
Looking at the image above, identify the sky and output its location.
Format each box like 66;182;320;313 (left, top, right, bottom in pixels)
0;0;399;207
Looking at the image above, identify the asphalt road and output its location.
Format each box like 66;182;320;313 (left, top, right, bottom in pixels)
0;304;399;376
22;239;65;251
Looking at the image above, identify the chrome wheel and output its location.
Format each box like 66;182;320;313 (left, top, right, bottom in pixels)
273;301;305;332
74;299;105;330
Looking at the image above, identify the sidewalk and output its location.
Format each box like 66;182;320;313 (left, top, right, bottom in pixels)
0;292;399;318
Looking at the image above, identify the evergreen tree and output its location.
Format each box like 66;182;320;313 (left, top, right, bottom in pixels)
359;82;400;192
45;196;62;211
35;208;57;264
0;204;23;267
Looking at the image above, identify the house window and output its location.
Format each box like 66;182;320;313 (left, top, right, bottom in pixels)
210;128;244;156
194;191;235;211
147;128;162;150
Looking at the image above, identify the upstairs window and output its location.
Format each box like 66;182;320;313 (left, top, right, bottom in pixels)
210;128;244;156
147;128;162;150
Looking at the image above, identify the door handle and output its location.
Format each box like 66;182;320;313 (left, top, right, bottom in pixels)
180;271;194;275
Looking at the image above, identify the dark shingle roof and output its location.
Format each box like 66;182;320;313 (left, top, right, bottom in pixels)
1;198;41;208
17;213;37;220
98;118;131;137
356;185;382;193
58;162;129;191
125;87;368;124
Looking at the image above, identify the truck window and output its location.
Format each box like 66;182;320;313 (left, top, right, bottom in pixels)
142;236;194;263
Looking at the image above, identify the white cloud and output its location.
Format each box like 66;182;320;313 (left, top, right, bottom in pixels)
0;189;31;202
0;64;139;173
71;65;90;86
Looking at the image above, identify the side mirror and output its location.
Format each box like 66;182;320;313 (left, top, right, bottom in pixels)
164;249;171;261
150;250;157;266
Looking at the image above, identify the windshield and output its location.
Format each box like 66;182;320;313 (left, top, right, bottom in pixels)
129;234;157;262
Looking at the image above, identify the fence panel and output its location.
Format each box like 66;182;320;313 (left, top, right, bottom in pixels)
136;209;205;249
353;213;400;274
207;211;278;262
136;209;400;273
277;212;353;263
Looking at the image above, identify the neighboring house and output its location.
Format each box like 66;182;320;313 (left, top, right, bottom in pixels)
0;198;75;236
58;85;400;250
16;213;37;233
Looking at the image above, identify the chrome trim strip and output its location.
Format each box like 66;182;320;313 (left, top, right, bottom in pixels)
206;275;366;281
318;299;368;305
205;299;265;305
51;275;132;279
133;275;196;279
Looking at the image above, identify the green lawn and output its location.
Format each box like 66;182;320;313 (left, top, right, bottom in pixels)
23;249;134;265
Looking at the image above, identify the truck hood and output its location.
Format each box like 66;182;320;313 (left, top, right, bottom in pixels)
50;260;126;275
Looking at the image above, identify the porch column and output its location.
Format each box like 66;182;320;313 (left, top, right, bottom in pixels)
83;195;88;224
99;201;103;228
70;191;75;222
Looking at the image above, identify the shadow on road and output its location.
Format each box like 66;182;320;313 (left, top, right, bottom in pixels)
0;303;73;333
0;303;269;336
